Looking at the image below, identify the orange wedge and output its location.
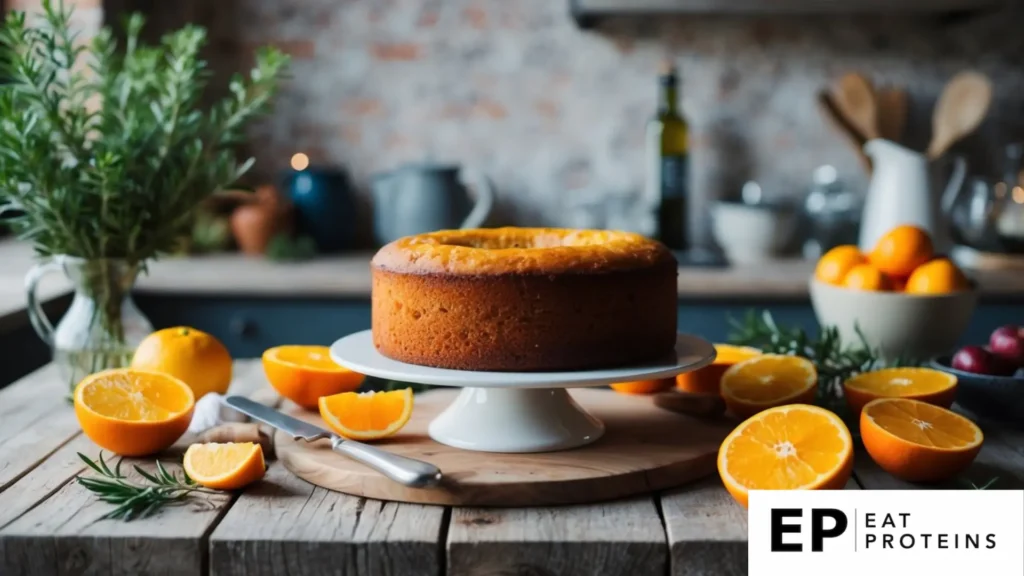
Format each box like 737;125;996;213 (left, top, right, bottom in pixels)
183;442;266;490
610;378;673;395
720;354;817;418
844;367;957;416
676;344;762;395
319;388;414;441
263;345;366;409
74;368;195;456
718;404;853;508
861;398;983;482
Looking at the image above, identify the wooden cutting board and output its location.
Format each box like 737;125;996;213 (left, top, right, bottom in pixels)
275;388;733;507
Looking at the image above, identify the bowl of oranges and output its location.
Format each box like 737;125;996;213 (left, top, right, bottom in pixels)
810;225;976;359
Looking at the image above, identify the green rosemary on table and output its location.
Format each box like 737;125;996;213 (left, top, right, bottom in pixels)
727;309;920;417
76;452;219;521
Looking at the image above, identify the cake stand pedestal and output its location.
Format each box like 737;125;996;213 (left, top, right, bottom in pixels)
330;331;716;453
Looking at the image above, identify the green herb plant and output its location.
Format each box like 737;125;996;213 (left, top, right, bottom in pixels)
0;1;287;379
728;310;920;419
76;452;219;521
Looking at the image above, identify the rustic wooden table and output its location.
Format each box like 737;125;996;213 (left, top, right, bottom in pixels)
1;360;1022;576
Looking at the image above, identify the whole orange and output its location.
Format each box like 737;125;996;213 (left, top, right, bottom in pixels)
868;225;933;277
904;258;969;294
131;327;233;399
841;263;891;291
814;245;865;285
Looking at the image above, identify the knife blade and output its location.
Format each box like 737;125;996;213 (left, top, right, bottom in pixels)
224;396;442;488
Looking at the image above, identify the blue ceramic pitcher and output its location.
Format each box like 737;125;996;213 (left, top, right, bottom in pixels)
372;163;494;245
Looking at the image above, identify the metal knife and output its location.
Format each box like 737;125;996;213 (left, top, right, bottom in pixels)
224;396;442;488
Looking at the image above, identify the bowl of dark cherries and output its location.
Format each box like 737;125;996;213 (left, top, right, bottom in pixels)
930;325;1024;423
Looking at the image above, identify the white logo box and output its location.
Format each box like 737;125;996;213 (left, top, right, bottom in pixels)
748;490;1024;576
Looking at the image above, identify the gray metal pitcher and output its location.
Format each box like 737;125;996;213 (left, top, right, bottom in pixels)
371;163;495;245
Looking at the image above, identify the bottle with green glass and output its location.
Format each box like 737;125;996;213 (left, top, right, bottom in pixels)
645;62;690;251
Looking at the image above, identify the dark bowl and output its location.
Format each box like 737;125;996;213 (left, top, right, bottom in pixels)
930;356;1024;424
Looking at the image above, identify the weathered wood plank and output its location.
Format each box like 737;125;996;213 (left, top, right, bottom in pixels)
0;365;81;491
209;462;445;576
661;479;746;576
447;496;666;576
0;360;270;576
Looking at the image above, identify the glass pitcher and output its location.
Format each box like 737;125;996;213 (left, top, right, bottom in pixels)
25;256;153;393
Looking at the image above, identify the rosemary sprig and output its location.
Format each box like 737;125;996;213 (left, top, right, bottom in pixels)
76;452;219;521
727;310;921;416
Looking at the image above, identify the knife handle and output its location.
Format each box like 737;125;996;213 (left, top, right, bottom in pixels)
331;436;442;488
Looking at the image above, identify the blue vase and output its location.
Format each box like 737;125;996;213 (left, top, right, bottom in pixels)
282;167;356;253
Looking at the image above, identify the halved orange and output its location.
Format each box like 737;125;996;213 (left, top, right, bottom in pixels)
720;354;817;418
74;368;195;456
844;367;957;416
319;388;414;441
183;442;266;490
610;378;673;395
263;345;365;409
676;344;762;395
861;398;983;482
718;404;854;508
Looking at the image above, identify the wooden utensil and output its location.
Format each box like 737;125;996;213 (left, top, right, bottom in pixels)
652;390;727;418
876;88;908;143
817;91;872;172
927;70;993;160
833;72;880;141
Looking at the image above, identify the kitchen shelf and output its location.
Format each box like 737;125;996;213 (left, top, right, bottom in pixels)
570;0;1005;27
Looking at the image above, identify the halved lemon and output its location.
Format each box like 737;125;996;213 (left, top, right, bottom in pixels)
263;345;365;409
318;388;414;441
718;404;854;508
73;368;195;456
720;354;817;418
861;398;982;482
843;367;957;416
183;442;266;490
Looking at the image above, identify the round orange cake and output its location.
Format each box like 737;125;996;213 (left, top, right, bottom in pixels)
371;227;678;371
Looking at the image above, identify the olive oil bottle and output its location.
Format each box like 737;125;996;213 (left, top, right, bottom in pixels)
645;62;689;251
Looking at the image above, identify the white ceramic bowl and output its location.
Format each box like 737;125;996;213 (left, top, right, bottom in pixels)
809;279;978;359
712;201;797;264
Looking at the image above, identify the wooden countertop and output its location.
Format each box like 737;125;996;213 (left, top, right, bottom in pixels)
2;359;1024;575
1;239;1022;329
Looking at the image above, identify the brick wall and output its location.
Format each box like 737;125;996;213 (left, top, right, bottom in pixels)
118;1;1024;246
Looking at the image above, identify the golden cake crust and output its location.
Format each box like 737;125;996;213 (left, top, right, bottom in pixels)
371;227;678;371
371;227;675;276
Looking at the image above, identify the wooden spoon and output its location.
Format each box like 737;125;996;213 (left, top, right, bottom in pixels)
832;72;880;141
816;91;872;173
652;390;726;418
927;70;993;159
875;88;908;143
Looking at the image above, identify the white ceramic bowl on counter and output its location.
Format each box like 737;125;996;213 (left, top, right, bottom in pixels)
809;278;978;359
711;201;797;264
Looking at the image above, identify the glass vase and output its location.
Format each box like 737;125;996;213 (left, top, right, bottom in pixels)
25;256;154;393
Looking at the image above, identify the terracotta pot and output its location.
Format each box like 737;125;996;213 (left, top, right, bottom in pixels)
230;186;292;255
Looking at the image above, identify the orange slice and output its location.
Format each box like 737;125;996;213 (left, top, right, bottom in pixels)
318;388;414;441
843;367;957;416
861;398;983;482
74;368;195;456
183;442;266;490
676;344;762;395
263;345;365;409
718;404;853;508
610;378;673;395
720;354;817;418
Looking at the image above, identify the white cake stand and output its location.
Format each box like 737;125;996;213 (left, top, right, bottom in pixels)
329;331;716;453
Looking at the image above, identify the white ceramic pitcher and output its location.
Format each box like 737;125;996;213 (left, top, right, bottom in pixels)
858;139;966;253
